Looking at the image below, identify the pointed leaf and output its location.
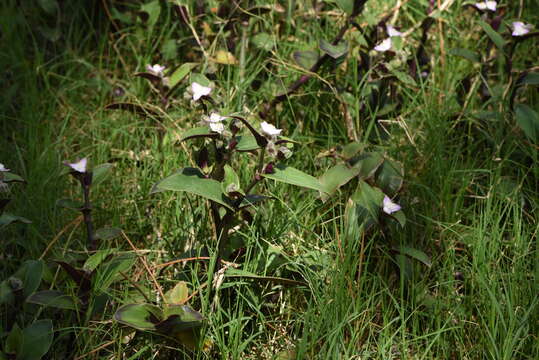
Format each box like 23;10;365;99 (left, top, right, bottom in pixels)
335;0;354;14
140;0;161;27
375;159;404;196
350;152;384;180
0;213;32;226
97;254;136;290
319;39;348;59
515;104;539;142
448;48;480;63
2;172;25;183
394;245;432;267
236;134;259;151
83;248;116;272
17;320;54;360
114;303;163;330
345;180;384;232
293;50;319;69
168;63;198;90
164;281;189;305
222;165;242;195
151;168;233;210
27;290;78;310
262;164;327;192
478;20;505;51
318;164;357;202
180;127;219;142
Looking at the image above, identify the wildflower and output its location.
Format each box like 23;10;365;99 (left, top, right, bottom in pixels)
512;21;532;36
191;82;212;101
146;64;166;77
64;158;87;173
386;24;403;37
260;121;282;137
0;163;9;172
374;38;393;52
382;195;401;214
474;1;497;12
203;112;227;134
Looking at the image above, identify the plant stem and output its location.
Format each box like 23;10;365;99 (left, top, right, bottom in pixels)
81;177;96;250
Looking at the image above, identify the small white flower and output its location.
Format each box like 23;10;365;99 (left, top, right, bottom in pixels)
512;21;532;36
374;38;392;52
209;122;225;134
474;1;497;12
0;163;9;172
386;24;403;37
260;121;282;136
208;113;227;123
191;82;212;101
65;158;87;173
146;64;166;77
382;195;401;214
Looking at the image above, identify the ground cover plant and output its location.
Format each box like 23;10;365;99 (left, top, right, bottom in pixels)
1;0;538;359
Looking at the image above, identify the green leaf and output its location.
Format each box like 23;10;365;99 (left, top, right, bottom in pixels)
230;116;268;148
236;134;259;151
318;164;357;202
394;245;432;267
164;281;189;305
18;319;54;360
341;142;366;159
519;72;539;86
97;254;136;290
448;48;480;63
0;213;31;226
319;39;348;59
159;305;204;331
335;0;354;14
350;152;384;180
345;181;384;233
293;50;319;69
83;248;116;272
222;165;242;195
151;168;233;210
5;323;22;355
180;127;219;142
114;303;163;331
95;226;122;241
2;172;25;183
390;69;417;87
92;163;113;185
252;32;273;51
168;63;198;89
26;290;78;310
161;39;178;61
391;210;406;227
263;164;327;193
22;260;44;298
515;104;539;142
140;0;161;28
478;20;505;51
375;159;404;196
56;198;84;211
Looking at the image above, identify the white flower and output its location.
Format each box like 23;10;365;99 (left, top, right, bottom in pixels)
386;24;403;37
260;121;282;136
209;122;225;134
191;82;212;101
374;38;392;52
512;21;532;36
208;113;226;123
0;163;9;172
65;158;87;173
146;64;166;77
474;1;497;11
203;112;227;134
382;195;401;214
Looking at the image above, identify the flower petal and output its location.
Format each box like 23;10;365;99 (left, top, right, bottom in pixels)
382;195;401;214
0;163;9;172
209;113;226;123
386;25;402;37
374;38;392;52
474;1;497;11
65;158;87;173
260;121;282;136
146;64;166;76
512;21;532;36
209;122;225;134
191;82;212;101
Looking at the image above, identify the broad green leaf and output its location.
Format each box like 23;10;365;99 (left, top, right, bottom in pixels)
341;142;366;159
394;245;432;267
252;32;273;51
391;210;406;227
318;164;357;202
83;248;116;272
2;172;25;183
18;319;54;360
376;159;404;196
263;164;327;193
180;126;219;142
293;50;319;69
92;163;113;185
319;39;348;59
335;0;354;14
345;181;384;233
151;168;233;210
26;290;78;310
0;280;14;304
168;63;198;89
22;260;44;298
390;69;417;87
97;254;136;290
0;213;31;226
56;198;84;211
95;226;122;241
515;104;539;142
114;303;163;330
189;73;212;88
350;152;384;180
5;323;22;355
236;134;259;151
519;72;539;86
448;48;480;63
478;20;505;51
140;0;161;28
222;165;242;195
164;281;189;305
